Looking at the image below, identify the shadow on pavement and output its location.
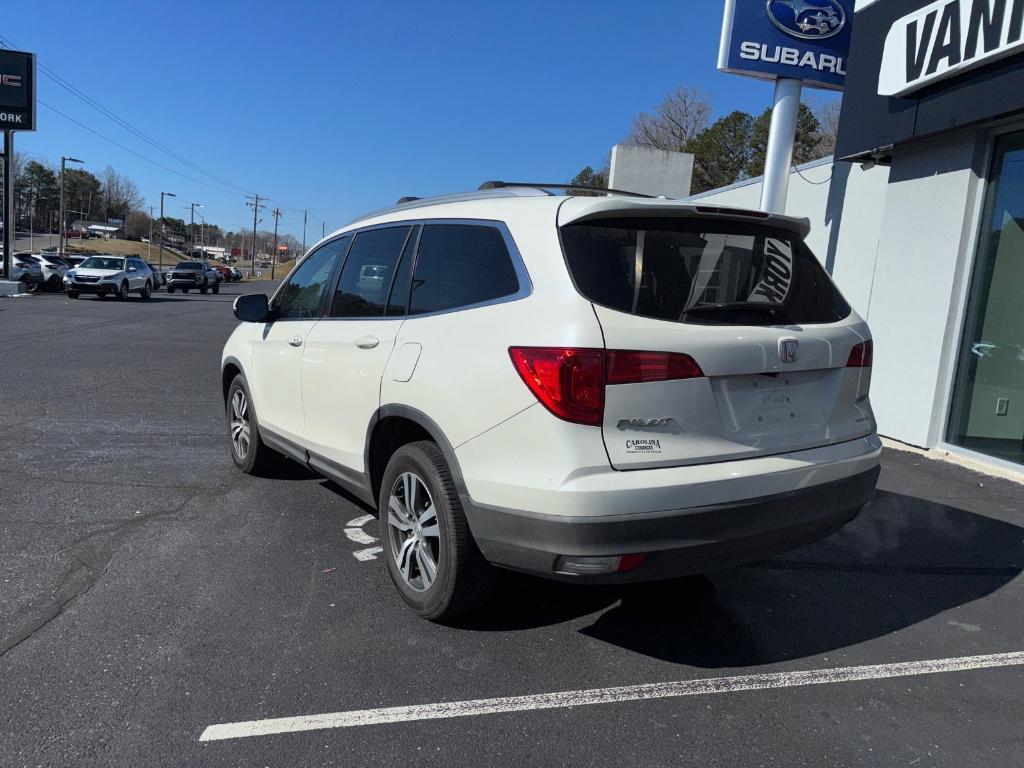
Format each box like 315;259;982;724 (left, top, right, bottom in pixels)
455;490;1024;667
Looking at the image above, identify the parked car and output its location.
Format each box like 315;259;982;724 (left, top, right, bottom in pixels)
0;252;44;289
63;255;89;269
214;265;234;283
230;267;243;281
27;253;70;290
167;260;219;294
220;185;880;621
64;255;154;300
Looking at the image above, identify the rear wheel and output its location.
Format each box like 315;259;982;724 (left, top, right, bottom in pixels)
227;375;274;474
47;275;61;290
182;287;189;294
200;284;209;294
212;281;220;294
379;441;494;621
168;286;176;294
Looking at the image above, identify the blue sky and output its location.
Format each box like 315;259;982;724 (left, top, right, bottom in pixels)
8;0;837;241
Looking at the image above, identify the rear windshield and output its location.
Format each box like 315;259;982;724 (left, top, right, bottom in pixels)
560;217;850;326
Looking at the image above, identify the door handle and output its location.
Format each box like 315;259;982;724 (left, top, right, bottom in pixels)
355;335;380;349
288;336;303;347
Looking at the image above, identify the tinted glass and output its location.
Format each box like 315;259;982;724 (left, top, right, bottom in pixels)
275;237;348;320
178;261;203;269
81;257;125;270
948;131;1024;466
409;224;520;315
330;227;410;318
385;227;419;317
560;218;850;326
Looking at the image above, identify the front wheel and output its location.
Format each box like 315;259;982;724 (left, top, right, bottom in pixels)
226;375;274;474
141;281;152;300
212;281;220;294
67;290;79;299
116;281;129;300
379;441;494;621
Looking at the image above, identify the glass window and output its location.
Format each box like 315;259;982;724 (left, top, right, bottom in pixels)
330;227;411;318
948;131;1024;466
408;224;520;315
274;237;349;320
560;218;849;326
386;226;419;317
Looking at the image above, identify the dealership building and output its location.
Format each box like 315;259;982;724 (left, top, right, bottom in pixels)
698;0;1024;473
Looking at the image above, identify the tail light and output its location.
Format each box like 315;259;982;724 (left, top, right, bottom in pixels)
509;347;704;426
847;340;873;367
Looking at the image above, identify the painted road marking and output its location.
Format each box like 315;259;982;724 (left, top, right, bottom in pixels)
347;514;375;527
343;527;377;545
353;546;383;561
199;650;1024;742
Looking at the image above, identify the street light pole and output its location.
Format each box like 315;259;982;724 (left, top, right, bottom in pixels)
302;209;307;255
270;207;281;280
159;191;176;271
58;156;84;258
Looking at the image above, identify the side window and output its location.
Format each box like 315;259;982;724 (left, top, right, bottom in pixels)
408;224;520;315
128;259;143;270
274;236;349;320
330;226;411;318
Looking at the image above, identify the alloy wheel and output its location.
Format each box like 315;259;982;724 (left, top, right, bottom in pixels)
387;472;440;592
230;388;251;460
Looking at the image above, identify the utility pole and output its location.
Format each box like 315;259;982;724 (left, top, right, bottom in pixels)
58;155;84;258
158;191;176;271
301;209;307;255
245;194;264;279
189;202;202;256
322;220;325;238
270;207;281;280
148;206;154;261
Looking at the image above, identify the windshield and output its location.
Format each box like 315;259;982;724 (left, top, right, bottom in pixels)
177;261;203;269
80;257;125;271
560;217;850;326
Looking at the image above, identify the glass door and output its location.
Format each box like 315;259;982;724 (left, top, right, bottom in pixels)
948;131;1024;465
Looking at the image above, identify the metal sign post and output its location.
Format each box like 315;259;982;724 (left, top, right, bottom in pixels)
0;49;35;281
3;131;12;278
718;0;853;213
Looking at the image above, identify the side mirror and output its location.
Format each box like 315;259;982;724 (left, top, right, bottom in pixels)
129;266;138;272
234;293;271;323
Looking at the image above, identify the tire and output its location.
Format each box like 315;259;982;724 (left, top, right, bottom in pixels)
67;290;79;299
116;281;129;301
379;441;494;621
200;285;209;294
168;286;176;294
47;275;61;291
182;288;189;294
226;375;274;474
212;281;220;295
141;281;152;300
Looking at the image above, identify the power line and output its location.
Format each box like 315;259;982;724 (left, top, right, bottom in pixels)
0;34;253;196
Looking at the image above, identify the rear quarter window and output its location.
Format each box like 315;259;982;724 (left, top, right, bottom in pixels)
560;217;850;326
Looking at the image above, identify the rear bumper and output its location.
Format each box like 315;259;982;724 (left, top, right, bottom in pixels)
466;465;879;583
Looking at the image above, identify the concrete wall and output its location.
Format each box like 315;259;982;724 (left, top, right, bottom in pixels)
608;144;693;198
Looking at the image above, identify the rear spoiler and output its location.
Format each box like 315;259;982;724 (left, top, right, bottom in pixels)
557;197;812;239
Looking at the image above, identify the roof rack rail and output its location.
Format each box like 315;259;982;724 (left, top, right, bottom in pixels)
478;181;654;198
396;196;421;204
347;186;554;226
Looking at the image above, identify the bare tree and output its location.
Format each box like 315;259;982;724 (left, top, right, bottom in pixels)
100;166;144;222
626;85;713;153
814;100;842;158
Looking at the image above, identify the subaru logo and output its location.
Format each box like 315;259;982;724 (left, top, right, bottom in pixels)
766;0;846;40
779;338;799;363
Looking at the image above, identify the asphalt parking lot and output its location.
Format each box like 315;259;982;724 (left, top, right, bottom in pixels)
1;284;1023;767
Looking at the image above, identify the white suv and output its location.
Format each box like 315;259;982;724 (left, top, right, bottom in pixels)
221;185;880;620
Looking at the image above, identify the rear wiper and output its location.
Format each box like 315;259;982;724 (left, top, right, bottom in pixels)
679;301;788;322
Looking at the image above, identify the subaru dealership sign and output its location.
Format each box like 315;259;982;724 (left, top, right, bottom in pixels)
718;0;856;90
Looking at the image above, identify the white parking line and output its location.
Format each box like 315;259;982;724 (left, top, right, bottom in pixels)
343;527;377;545
199;650;1024;742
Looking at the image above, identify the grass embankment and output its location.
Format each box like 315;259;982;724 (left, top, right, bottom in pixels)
66;239;186;264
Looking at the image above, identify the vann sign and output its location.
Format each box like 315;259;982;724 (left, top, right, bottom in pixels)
879;0;1024;96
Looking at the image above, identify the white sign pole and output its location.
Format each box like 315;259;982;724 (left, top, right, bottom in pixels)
760;76;802;214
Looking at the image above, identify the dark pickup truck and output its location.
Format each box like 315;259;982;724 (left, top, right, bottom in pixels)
166;260;221;294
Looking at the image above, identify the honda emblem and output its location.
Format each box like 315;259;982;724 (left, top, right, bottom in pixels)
779;338;798;363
